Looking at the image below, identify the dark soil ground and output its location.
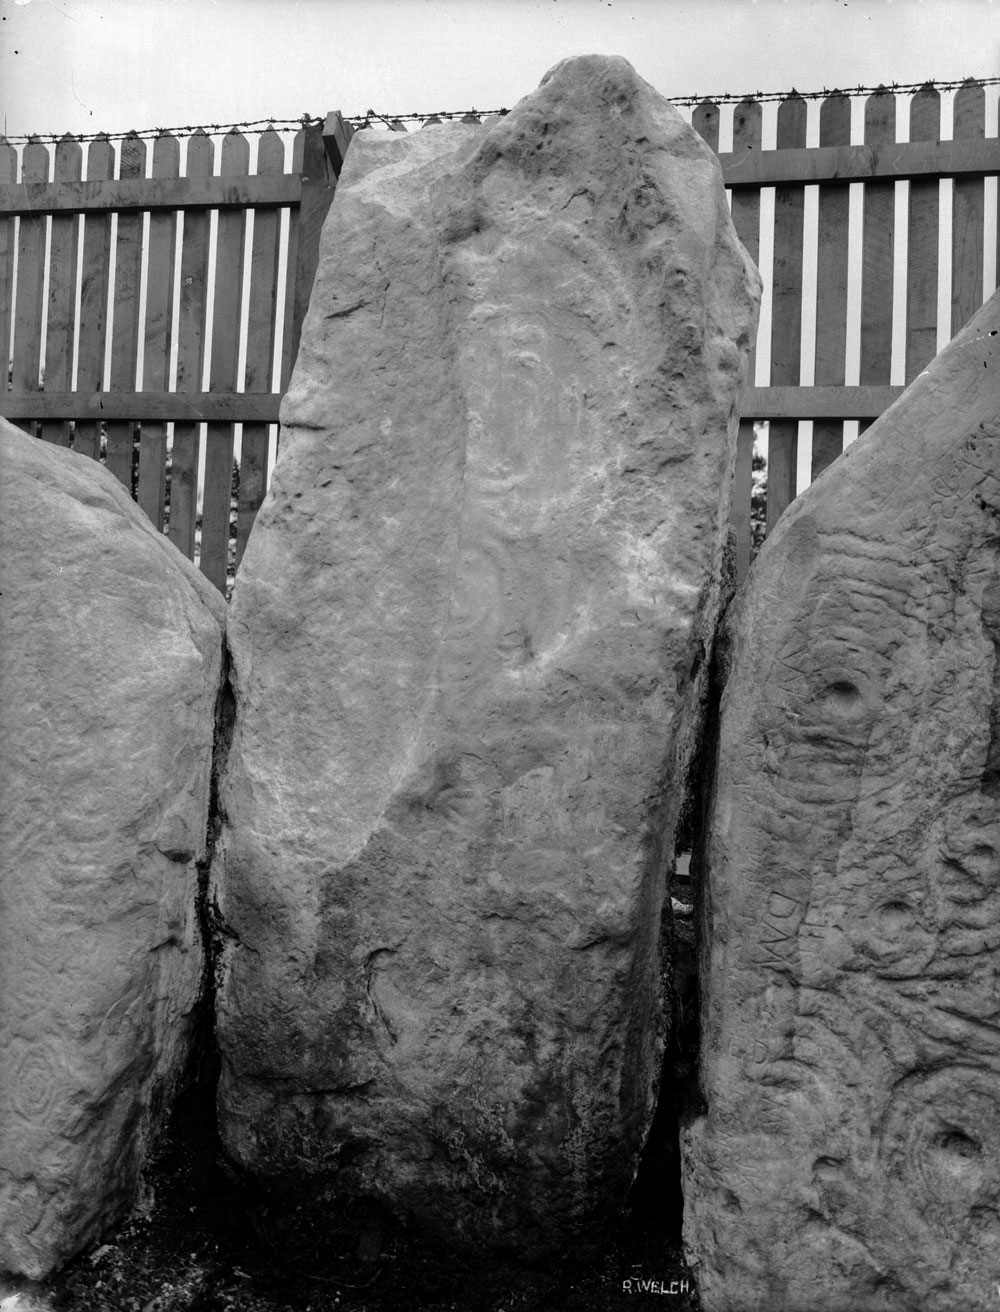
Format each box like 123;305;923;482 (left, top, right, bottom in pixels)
5;892;702;1312
4;1071;699;1312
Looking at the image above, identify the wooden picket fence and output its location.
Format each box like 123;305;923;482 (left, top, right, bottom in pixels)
694;80;999;578
1;85;998;591
0;113;353;592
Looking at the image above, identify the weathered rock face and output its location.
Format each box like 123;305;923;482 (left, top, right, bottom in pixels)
217;54;759;1247
0;420;226;1278
682;292;1000;1311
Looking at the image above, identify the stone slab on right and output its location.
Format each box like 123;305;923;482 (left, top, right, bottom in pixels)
682;290;1000;1312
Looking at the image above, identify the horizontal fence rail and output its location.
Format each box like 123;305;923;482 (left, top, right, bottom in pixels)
716;136;997;188
0;174;305;215
7;391;283;422
2;85;998;590
1;113;353;592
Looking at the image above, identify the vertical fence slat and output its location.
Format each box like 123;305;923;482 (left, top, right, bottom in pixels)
729;98;763;574
169;130;213;561
0;140;18;414
137;132;179;530
951;80;986;337
280;127;305;393
905;84;941;381
105;132;145;487
692;99;720;152
766;92;807;530
812;91;851;479
74;135;115;460
730;99;763;388
858;88;896;434
237;128;284;569
733;420;755;584
201;129;250;593
244;130;284;395
41;135;82;448
11;138;49;435
286;122;338;383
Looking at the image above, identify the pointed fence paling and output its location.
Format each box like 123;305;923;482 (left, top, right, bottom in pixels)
1;90;997;589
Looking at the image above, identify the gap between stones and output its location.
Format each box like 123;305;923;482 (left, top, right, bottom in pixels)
169;634;237;1201
628;565;733;1246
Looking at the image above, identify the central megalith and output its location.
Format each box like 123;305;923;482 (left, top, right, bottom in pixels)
216;54;759;1246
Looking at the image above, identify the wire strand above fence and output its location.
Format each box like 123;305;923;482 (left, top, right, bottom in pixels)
3;76;998;144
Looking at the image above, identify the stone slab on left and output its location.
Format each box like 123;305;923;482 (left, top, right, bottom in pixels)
0;418;227;1278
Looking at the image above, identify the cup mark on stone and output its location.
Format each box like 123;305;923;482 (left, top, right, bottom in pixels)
874;900;920;938
847;887;938;978
931;1128;982;1175
812;1154;845;1182
879;1066;1000;1231
817;679;864;716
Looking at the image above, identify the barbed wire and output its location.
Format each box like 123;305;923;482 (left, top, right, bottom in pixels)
0;116;324;145
2;75;998;145
348;74;1000;124
662;74;1000;106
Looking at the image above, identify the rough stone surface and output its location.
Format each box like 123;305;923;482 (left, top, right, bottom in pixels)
681;292;1000;1311
0;420;226;1278
217;54;759;1248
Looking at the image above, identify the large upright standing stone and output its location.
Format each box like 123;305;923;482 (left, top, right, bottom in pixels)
682;292;1000;1311
217;54;759;1246
0;420;225;1278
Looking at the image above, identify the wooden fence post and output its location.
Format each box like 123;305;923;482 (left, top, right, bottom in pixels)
202;129;250;594
767;92;807;531
237;127;285;570
0;138;14;398
74;135;115;461
730;99;763;383
169;129;213;562
729;99;763;579
951;79;985;337
812;91;851;479
105;132;145;488
42;135;82;449
732;421;755;584
858;87;896;436
11;138;49;437
905;84;942;380
137;132;180;530
283;112;354;389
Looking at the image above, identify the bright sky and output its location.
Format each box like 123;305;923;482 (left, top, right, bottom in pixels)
2;0;999;140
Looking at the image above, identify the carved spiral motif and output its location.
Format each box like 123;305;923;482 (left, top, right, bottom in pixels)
440;529;512;685
9;1041;61;1126
879;1066;1000;1238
